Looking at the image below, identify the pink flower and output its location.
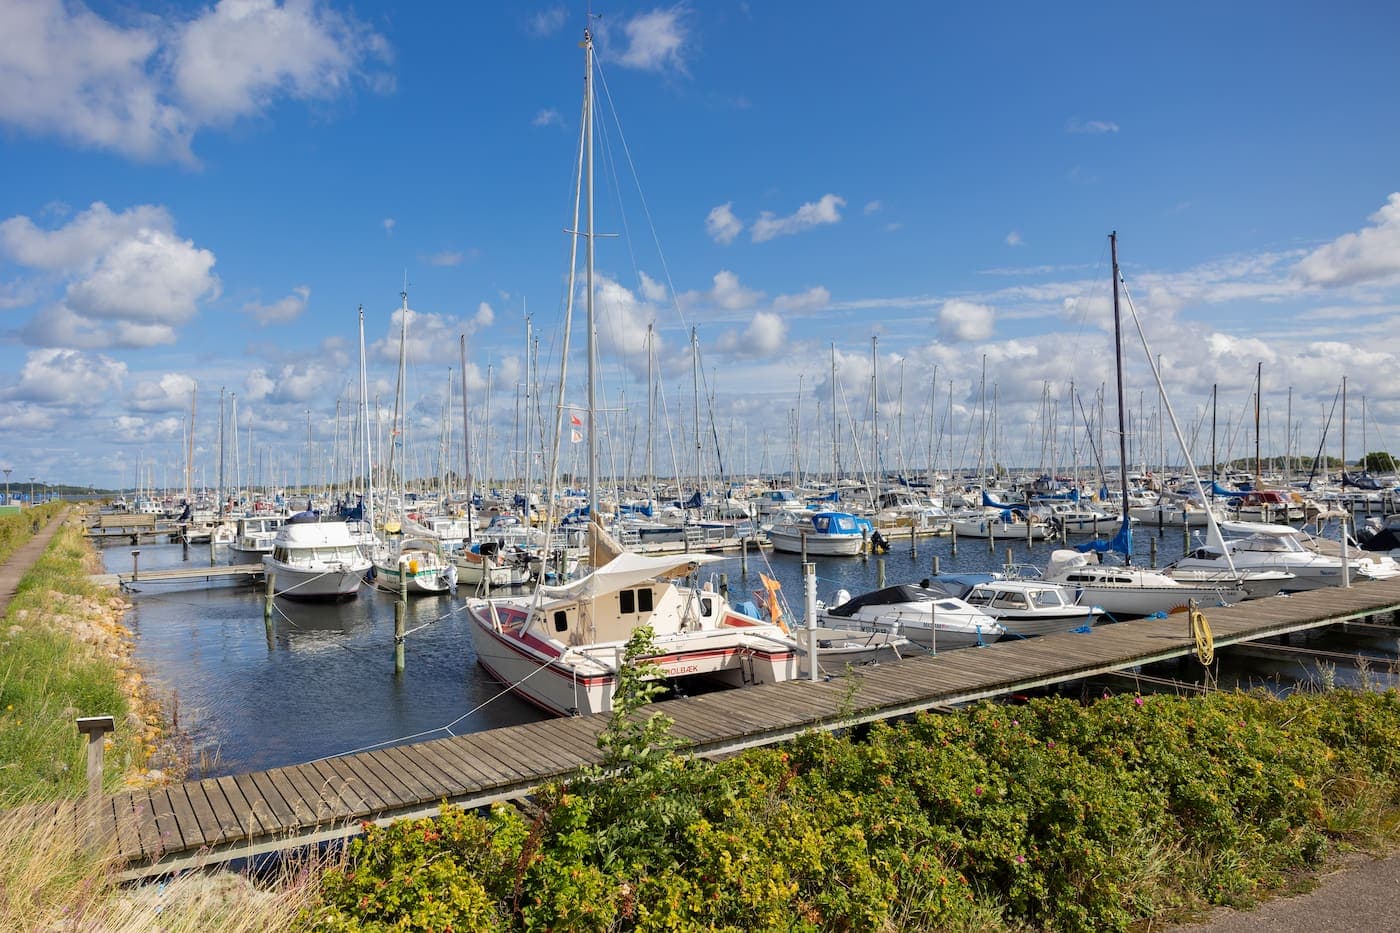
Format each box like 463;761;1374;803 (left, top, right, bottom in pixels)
1134;696;1144;707
1015;855;1027;864
974;786;983;796
1047;740;1055;747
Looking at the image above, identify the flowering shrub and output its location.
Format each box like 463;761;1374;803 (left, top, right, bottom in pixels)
310;687;1400;931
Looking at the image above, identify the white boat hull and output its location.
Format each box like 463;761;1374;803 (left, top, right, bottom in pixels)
262;558;365;600
768;530;865;555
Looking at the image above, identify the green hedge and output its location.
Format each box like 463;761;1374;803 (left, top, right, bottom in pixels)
310;687;1400;931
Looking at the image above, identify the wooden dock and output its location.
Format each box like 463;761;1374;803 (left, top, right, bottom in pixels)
106;564;265;587
19;577;1400;880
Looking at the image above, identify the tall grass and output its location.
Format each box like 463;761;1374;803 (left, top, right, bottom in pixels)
0;502;62;565
0;519;143;801
0;805;322;932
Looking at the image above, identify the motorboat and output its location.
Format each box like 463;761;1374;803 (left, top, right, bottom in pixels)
465;551;802;717
370;536;457;595
963;579;1102;637
1041;549;1247;618
262;513;372;600
227;515;286;560
767;510;870;556
1168;522;1400;591
454;540;534;589
820;582;1004;650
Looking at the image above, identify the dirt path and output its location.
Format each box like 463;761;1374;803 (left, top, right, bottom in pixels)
0;508;69;618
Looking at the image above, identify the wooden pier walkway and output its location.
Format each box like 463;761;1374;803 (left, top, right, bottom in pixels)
92;563;266;588
20;577;1400;879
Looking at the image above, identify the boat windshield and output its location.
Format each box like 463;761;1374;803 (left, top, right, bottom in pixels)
1237;534;1305;553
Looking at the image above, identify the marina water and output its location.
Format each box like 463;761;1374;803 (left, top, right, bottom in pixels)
105;519;1397;779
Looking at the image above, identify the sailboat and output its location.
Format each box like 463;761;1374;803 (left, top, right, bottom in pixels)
368;289;457;595
464;27;801;715
1039;233;1248;616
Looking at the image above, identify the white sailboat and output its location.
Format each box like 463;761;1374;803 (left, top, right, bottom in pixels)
465;27;803;714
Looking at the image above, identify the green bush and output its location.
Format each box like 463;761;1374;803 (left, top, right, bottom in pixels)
310;686;1400;931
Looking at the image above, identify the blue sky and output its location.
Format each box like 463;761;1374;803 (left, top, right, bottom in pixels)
2;0;1400;492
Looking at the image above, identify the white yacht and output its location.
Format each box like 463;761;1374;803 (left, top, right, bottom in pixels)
262;513;372;600
1169;522;1400;591
1041;549;1248;618
963;579;1102;638
820;583;1005;650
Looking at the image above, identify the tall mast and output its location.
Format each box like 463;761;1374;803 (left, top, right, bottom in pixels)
460;334;473;542
870;335;879;503
692;326;701;505
359;305;376;535
830;344;838;482
1109;231;1131;560
217;386;225;516
1254;360;1262;487
523;314;534;526
1341;375;1348;478
646;323;655;505
584;27;598;520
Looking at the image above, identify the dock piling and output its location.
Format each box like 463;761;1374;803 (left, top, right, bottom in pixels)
876;556;886;589
263;571;275;642
910;524;917;557
394;565;408;674
932;555;941;576
130;550;141;582
1150;537;1158;568
950;524;958;556
804;562;818;682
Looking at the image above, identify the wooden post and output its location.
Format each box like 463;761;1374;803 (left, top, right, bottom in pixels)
209;535;216;566
932;555;941;576
1157;508;1164;535
861;527;869;561
181;535;189;561
263;571;275;641
1006;548;1013;570
719;572;729;600
395;564;408;674
910;524;917;558
876;556;886;589
988;523;996;554
130;549;141;582
740;535;748;577
950;523;958;556
1182;522;1190;555
800;529;808;564
1149;536;1158;568
76;716;115;800
1026;515;1033;544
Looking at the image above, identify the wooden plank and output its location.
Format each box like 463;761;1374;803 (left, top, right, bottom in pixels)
362;749;432;802
279;764;340;826
380;746;454;802
325;755;394;813
110;794;143;860
248;770;299;832
424;736;505;788
214;767;268;834
456;732;549;781
470;726;563;777
127;790;165;857
405;741;479;796
346;751;416;809
194;778;247;841
179;779;220;842
307;758;375;814
160;786;207;851
233;772;284;836
507;720;602;768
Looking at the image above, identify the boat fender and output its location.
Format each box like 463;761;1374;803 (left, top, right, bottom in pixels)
834;588;851;606
408;559;420;574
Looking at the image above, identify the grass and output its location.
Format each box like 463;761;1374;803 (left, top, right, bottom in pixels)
0;514;148;802
0;503;62;566
0;805;323;932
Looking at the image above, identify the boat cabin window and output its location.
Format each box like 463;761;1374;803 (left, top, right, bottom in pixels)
992;592;1029;610
813;515;830;532
1033;590;1063;608
700;596;714;617
965;590;993;606
554;610;569;633
620;589;636;614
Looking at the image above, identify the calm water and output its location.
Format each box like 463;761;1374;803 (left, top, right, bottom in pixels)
105;518;1392;778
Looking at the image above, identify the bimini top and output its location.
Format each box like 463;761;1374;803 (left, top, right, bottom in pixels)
826;583;961;617
538;551;722;602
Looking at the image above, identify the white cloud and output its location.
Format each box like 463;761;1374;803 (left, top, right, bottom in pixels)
773;285;830;313
751;194;845;243
427;250;464;267
1295;192;1400;287
372;301;496;366
532;107;562;127
706;202;743;245
1;348;126;404
1005;231;1023;247
718;310;786;358
0;0;389;163
473;301;495;328
383;217;396;236
938;299;995;342
592;274;661;369
864;200;882;215
638;270;668;303
242;285;311;325
1065;117;1120;135
615;6;690;73
64;228;217;323
173;0;389;126
1;201;218;347
709;270;763;310
526;6;567;37
129;372;198;412
245;369;276;401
